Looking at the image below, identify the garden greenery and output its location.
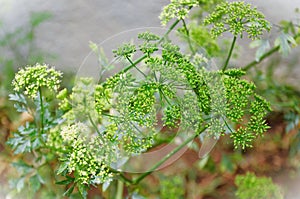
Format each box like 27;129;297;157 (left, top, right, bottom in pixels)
6;0;300;198
235;172;283;199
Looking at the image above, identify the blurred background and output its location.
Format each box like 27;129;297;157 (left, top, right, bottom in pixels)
0;0;299;71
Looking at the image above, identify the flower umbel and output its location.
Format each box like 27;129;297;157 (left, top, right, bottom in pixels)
203;1;271;39
159;0;199;26
12;63;62;98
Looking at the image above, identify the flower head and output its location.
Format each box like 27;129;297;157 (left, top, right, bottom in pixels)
203;1;271;39
12;63;62;98
60;122;89;143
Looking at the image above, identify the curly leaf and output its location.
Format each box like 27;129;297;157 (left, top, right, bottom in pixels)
9;93;27;104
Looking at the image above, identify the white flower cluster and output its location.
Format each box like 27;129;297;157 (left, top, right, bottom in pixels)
60;122;115;185
12;63;62;98
60;122;88;142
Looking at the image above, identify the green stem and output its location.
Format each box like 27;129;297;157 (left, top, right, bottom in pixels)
102;112;119;118
158;19;180;43
83;93;103;137
122;54;147;74
132;125;207;185
38;87;44;135
159;88;172;106
119;173;133;184
181;19;195;54
88;114;102;137
222;36;237;71
242;46;279;71
126;56;147;78
109;168;133;184
116;180;124;199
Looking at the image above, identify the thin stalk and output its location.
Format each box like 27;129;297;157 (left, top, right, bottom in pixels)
159;88;172;106
88;114;102;137
153;71;158;82
122;54;147;74
222;36;237;71
132;126;207;185
158;19;180;43
83;94;103;138
126;56;147;78
181;19;195;54
116;180;124;199
242;46;279;71
119;173;133;184
38;87;44;135
102;112;119;118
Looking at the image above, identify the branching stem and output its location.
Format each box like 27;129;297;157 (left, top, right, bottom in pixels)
132;125;207;184
242;46;279;71
242;33;300;71
126;56;147;78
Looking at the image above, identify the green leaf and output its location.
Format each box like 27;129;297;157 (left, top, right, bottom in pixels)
32;137;42;148
9;93;27;104
6;136;23;149
56;177;74;185
274;32;297;56
250;39;270;62
78;184;88;199
14;103;28;112
279;20;296;34
14;139;31;154
63;184;75;197
29;174;42;193
56;162;69;175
